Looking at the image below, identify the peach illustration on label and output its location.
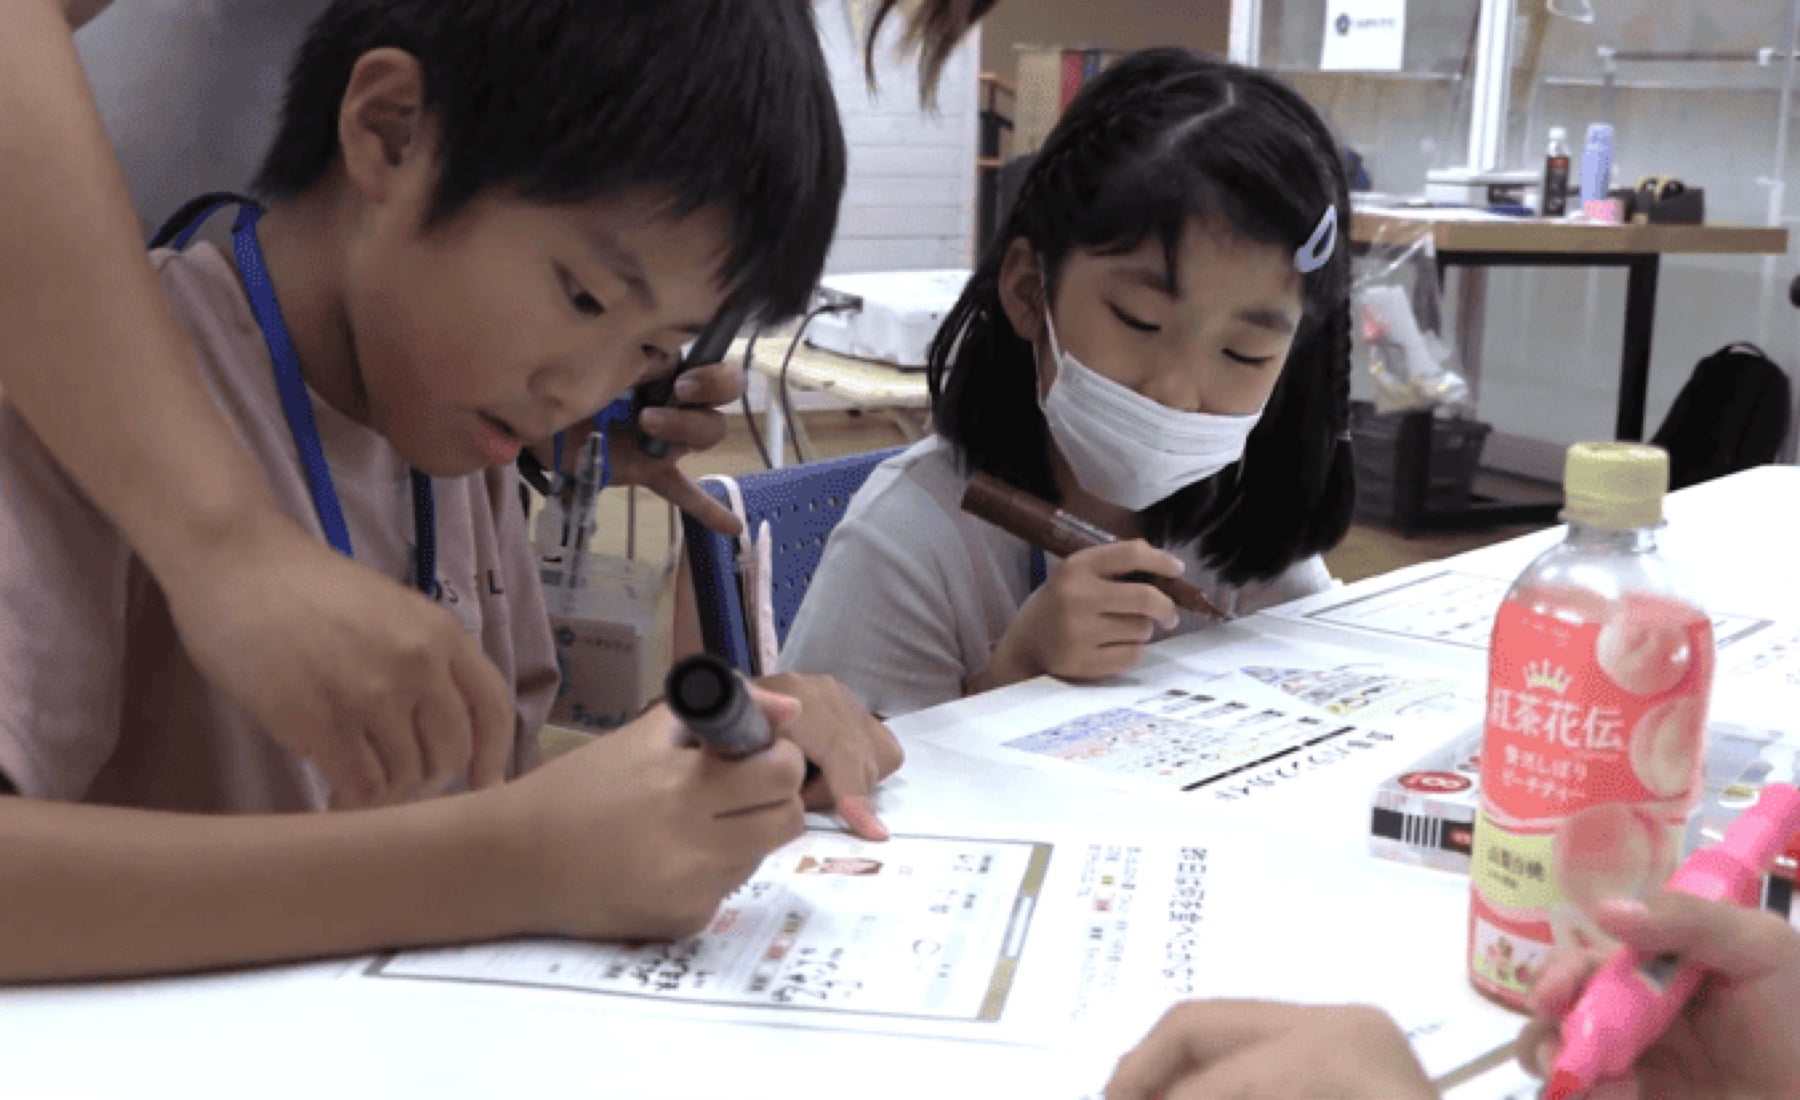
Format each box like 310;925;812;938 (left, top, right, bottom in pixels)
1553;802;1671;911
1595;610;1692;696
1550;803;1676;953
1630;694;1705;799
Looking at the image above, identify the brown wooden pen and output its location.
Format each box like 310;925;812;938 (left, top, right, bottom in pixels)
960;472;1228;621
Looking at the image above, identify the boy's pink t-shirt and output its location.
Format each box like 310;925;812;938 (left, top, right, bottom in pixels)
0;242;558;811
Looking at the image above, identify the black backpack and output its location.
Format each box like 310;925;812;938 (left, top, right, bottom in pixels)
1651;342;1791;490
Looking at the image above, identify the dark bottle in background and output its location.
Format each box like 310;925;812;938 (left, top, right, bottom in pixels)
1542;126;1571;216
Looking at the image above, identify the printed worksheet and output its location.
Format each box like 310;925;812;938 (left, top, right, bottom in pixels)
1268;568;1770;652
1157;627;1483;731
1729;621;1800;683
1001;688;1358;793
975;627;1486;794
373;833;1046;1025
897;627;1518;852
364;826;1520;1079
992;683;1444;844
1713;620;1800;730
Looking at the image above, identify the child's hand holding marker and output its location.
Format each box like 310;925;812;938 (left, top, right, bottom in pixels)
505;668;808;942
988;539;1187;686
1516;888;1800;1099
670;656;900;842
753;671;903;841
959;472;1226;694
1101;793;1800;1100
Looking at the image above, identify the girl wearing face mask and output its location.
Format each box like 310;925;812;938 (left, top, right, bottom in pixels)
779;49;1355;718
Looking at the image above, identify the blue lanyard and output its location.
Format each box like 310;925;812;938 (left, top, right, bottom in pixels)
154;196;436;596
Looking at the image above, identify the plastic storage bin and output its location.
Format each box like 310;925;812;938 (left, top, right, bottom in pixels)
1350;400;1493;528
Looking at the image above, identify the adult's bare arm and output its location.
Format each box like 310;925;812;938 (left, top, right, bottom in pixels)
0;0;514;806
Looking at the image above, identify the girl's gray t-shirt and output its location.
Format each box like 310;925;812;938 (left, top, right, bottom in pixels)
778;436;1333;717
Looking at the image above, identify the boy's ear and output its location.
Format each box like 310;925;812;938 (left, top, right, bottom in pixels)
337;48;433;206
997;237;1046;344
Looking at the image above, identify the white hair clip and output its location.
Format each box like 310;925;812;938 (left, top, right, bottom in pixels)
1294;205;1338;274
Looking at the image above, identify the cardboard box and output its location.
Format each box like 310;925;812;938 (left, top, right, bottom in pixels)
535;489;679;732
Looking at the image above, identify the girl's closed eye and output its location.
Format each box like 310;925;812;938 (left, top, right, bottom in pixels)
1109;303;1160;334
557;265;606;317
1224;349;1278;367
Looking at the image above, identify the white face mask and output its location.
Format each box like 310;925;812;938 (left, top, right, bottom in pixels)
1037;309;1262;511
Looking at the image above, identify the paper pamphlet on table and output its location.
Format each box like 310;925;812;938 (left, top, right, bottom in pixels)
1151;625;1483;731
1262;566;1771;655
1261;567;1791;737
907;627;1486;850
373;830;1048;1039
1442;1061;1541;1100
365;823;1518;1083
1716;620;1800;728
1441;1058;1543;1100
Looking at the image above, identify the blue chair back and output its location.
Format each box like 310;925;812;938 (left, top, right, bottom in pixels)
682;447;903;673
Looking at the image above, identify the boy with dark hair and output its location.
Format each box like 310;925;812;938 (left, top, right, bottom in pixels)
0;0;899;983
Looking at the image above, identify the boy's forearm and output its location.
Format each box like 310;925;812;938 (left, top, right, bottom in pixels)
0;0;287;580
0;792;538;984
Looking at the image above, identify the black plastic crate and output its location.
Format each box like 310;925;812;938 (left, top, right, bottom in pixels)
1350;400;1492;527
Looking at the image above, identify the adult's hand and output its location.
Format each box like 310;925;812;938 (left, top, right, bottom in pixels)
161;513;516;807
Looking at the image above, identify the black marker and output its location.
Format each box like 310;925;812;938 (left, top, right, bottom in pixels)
634;301;753;458
665;653;773;759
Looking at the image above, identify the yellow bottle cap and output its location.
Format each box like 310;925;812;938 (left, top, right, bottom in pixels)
1563;442;1669;529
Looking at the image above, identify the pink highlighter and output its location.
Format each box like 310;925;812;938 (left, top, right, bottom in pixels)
1547;782;1800;1100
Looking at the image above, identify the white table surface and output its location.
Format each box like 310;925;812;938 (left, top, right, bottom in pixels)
2;466;1792;1099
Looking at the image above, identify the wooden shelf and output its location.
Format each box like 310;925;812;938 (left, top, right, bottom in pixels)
979;72;1017;97
1351;211;1788;256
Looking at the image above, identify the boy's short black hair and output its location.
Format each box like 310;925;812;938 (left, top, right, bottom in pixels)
255;0;845;321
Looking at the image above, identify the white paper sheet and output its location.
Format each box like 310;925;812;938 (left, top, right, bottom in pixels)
910;633;1482;851
1728;621;1800;684
1716;621;1800;728
1266;569;1770;654
365;824;1518;1085
1157;627;1483;732
374;832;1048;1032
1320;0;1406;72
1443;1058;1543;1100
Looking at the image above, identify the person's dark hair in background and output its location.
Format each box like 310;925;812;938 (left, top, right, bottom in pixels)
868;0;998;103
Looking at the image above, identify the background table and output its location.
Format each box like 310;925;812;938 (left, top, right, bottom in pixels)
1351;212;1788;533
737;336;929;468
